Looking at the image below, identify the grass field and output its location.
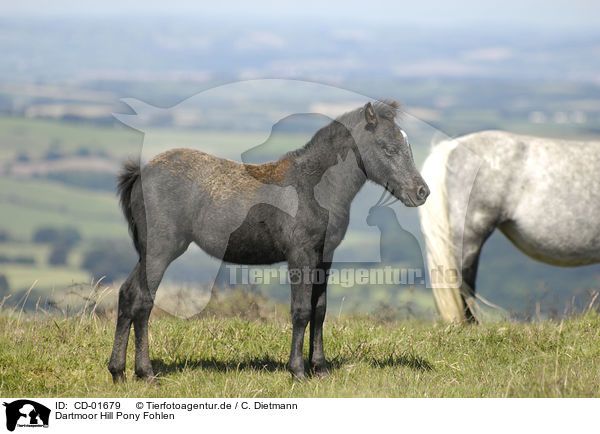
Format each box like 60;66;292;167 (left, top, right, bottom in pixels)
1;301;599;398
0;178;125;240
0;114;314;163
0;115;140;162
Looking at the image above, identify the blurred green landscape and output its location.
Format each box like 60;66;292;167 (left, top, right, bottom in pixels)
1;16;600;320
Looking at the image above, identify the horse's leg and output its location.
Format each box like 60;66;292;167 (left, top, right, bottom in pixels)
287;249;319;381
108;263;139;382
131;255;156;382
460;217;496;322
108;255;161;383
309;262;330;378
132;240;188;382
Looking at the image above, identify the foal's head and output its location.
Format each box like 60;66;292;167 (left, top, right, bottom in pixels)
351;100;429;207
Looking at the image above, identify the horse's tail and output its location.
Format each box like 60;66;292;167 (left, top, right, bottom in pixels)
117;160;142;257
419;140;467;322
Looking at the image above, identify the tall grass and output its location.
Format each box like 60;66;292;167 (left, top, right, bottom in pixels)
1;285;600;397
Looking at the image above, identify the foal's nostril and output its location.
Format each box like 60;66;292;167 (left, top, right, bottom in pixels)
416;185;429;201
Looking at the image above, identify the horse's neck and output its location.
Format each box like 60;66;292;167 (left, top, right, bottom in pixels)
307;144;366;216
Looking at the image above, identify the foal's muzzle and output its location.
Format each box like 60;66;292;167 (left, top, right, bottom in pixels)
416;185;430;202
407;183;430;207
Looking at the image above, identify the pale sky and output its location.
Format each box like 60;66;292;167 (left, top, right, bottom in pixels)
2;0;599;30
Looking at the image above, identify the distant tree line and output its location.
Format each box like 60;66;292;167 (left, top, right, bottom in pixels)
0;274;9;298
81;240;137;283
0;255;35;265
29;226;137;282
15;145;116;192
44;172;116;192
33;226;81;266
0;229;10;242
0;227;34;264
15;145;110;163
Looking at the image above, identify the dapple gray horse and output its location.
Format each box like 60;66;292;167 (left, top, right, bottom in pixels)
419;130;600;322
109;100;430;382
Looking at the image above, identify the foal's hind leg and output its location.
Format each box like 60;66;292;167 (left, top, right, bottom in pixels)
132;242;189;382
131;257;157;382
108;263;139;382
108;239;188;383
108;259;161;383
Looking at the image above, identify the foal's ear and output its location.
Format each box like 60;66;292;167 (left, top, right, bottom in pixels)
364;102;377;129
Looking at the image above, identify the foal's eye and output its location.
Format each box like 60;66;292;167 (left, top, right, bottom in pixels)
384;147;398;157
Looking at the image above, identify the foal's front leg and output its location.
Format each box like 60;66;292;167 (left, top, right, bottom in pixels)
309;262;330;377
287;251;318;381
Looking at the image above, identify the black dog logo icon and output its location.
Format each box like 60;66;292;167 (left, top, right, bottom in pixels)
3;400;50;431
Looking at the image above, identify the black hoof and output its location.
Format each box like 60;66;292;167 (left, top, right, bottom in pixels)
138;375;160;386
291;372;306;382
288;363;306;382
311;365;329;379
110;372;126;384
109;366;126;384
135;370;159;385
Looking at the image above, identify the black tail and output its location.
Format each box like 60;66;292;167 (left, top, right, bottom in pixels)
117;160;142;257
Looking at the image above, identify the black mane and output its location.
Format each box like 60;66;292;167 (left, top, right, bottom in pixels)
281;100;399;160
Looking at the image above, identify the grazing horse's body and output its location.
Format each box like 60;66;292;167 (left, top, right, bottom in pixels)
419;130;600;322
108;101;430;382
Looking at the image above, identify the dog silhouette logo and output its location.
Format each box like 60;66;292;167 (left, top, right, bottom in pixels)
3;400;50;431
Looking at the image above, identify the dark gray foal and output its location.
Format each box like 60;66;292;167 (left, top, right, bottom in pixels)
108;100;429;383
